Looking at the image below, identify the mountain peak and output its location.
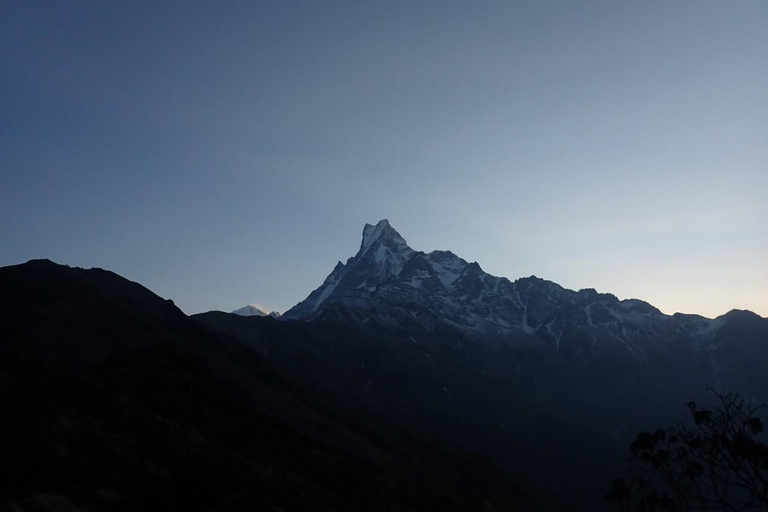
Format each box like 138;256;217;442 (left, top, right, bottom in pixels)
232;305;280;318
358;219;412;257
283;220;415;319
364;218;390;230
232;305;268;317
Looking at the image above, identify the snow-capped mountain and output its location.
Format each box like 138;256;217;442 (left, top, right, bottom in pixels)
284;220;768;375
284;219;672;343
232;305;280;318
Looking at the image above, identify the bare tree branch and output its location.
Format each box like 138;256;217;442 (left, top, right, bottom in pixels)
606;388;768;512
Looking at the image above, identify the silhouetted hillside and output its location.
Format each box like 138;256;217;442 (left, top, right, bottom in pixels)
0;260;531;511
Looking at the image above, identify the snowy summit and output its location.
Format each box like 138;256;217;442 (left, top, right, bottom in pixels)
232;305;281;318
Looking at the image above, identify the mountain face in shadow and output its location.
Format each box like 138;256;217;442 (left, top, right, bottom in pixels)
0;260;531;512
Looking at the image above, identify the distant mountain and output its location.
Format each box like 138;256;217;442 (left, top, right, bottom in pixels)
231;304;281;318
283;220;768;397
232;304;268;316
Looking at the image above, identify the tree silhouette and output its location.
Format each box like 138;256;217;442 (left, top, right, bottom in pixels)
607;388;768;511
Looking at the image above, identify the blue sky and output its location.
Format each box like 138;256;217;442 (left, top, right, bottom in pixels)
2;1;766;318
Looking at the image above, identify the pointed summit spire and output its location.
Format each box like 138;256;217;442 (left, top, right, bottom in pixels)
283;219;415;319
360;219;391;255
358;219;412;257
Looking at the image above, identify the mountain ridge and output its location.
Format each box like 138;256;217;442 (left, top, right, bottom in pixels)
282;220;767;383
285;220;756;323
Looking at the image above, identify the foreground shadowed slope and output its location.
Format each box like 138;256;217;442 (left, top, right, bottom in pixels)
194;309;650;511
0;260;530;512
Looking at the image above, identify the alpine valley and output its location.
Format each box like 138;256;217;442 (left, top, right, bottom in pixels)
2;221;766;511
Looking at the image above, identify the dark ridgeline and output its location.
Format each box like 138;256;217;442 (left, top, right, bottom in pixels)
0;259;529;511
2;223;767;511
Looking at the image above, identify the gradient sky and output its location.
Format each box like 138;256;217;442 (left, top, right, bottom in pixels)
2;1;766;318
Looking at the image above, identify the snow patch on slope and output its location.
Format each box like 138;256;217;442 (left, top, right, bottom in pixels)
312;274;341;312
431;262;459;289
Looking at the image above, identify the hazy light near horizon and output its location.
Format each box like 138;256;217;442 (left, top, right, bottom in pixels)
0;1;765;319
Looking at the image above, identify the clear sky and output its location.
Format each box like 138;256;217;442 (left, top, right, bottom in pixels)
2;1;766;318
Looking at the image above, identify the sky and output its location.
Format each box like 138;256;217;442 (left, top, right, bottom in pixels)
1;1;766;318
